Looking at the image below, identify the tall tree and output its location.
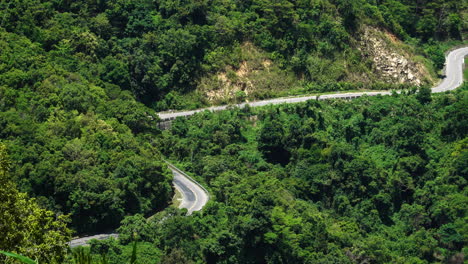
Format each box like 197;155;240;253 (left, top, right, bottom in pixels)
0;144;71;263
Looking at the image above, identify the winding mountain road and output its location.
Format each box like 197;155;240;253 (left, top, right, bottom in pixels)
69;46;467;248
168;162;209;215
69;163;209;248
432;47;468;92
158;46;468;121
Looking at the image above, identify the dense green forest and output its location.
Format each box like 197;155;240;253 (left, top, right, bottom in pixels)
0;12;173;234
0;144;71;263
150;87;467;263
0;0;465;108
0;0;467;263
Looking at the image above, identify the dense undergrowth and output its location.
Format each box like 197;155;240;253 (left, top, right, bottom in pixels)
154;87;468;263
0;29;173;235
0;0;467;263
0;0;465;110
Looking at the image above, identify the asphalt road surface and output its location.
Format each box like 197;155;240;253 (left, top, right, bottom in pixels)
432;47;468;92
69;163;209;247
169;163;209;215
69;46;467;248
68;233;118;248
158;46;468;121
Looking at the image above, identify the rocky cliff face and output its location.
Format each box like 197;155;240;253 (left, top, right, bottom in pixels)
359;26;432;86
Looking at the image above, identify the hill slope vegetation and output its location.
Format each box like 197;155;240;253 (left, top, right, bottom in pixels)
0;0;466;262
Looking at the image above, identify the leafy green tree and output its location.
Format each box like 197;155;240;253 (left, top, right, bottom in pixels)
416;86;432;104
0;144;71;263
160;248;193;264
117;214;152;244
424;44;445;70
258;118;290;165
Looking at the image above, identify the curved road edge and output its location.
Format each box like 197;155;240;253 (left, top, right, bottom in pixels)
68;162;209;248
166;161;210;215
157;46;468;121
69;46;467;248
433;46;468;92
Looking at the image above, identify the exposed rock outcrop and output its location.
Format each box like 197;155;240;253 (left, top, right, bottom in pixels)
359;26;432;86
204;61;255;103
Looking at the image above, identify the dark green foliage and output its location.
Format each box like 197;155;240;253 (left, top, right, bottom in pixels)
117;214;153;244
157;89;468;263
0;29;172;233
129;242;137;264
160;248;193;264
0;0;463;109
0;0;466;262
0;144;71;263
257;118;290;165
72;247;94;264
416;86;432;104
424;43;446;70
71;242;143;264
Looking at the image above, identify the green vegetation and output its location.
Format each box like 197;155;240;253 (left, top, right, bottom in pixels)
465;58;468;81
0;144;71;263
0;251;36;264
0;0;465;110
1;242;141;264
68;241;140;264
0;0;466;263
155;88;468;263
0;26;173;234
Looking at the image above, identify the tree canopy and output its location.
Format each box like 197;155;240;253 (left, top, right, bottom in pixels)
155;87;468;263
0;144;71;263
0;0;466;262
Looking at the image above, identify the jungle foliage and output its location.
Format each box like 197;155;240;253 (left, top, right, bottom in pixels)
155;88;468;263
0;0;465;109
0;28;173;234
0;144;71;263
0;0;466;262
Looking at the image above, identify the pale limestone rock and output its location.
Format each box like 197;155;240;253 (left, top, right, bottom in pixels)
359;26;430;86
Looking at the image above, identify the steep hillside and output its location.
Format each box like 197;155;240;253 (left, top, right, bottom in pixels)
0;29;173;234
1;0;465;111
196;42;297;105
358;26;434;85
191;26;436;105
157;87;468;263
0;0;466;262
0;0;465;236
